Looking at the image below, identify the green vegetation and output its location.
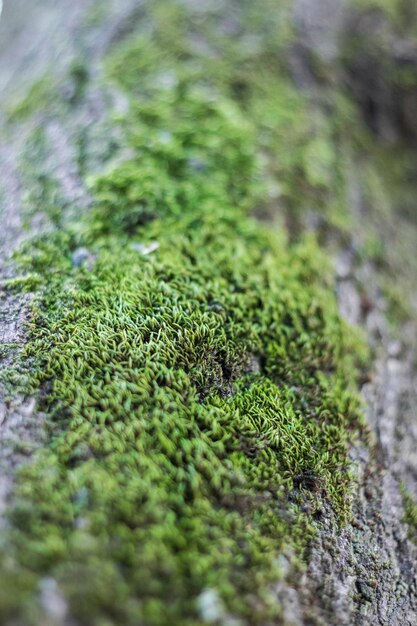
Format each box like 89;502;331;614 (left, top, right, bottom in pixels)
6;58;88;126
0;2;374;625
402;486;417;544
6;76;56;123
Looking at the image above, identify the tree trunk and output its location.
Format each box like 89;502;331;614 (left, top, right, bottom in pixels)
1;1;416;624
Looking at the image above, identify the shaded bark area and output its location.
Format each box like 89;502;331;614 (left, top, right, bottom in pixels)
301;249;417;626
1;1;417;624
290;3;417;624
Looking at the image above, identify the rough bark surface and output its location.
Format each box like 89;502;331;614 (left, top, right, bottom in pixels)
292;5;417;624
1;1;416;624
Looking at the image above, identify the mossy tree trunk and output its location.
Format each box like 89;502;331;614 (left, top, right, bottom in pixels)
1;1;417;625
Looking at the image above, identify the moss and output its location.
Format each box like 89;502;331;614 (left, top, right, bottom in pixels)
19;127;72;228
0;344;20;361
104;6;353;237
83;0;112;28
401;486;417;544
7;76;56;123
0;275;42;293
0;2;370;625
3;158;366;625
5;54;89;124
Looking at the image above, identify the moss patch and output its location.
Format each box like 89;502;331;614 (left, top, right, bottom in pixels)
6;76;56;123
402;486;417;544
0;2;369;625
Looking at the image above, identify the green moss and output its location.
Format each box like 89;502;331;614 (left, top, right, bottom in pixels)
0;275;42;293
104;8;353;238
6;58;88;124
0;2;370;625
19;127;71;228
0;344;20;361
401;486;417;544
7;76;56;123
83;0;111;28
4;228;365;624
